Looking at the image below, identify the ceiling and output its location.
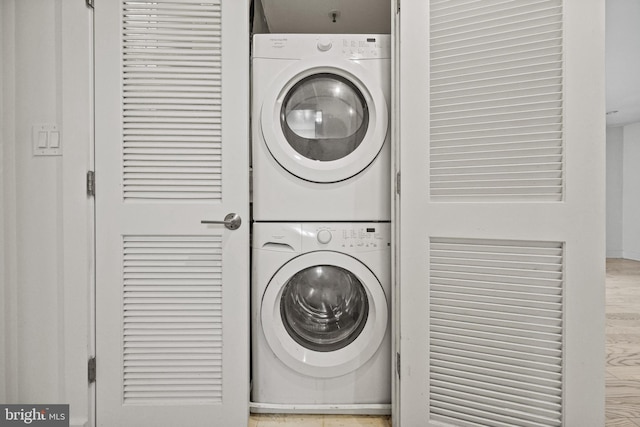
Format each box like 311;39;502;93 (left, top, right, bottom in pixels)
257;0;637;127
259;0;390;34
606;0;640;127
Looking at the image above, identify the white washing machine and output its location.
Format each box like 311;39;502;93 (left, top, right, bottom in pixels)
252;34;391;221
251;222;391;414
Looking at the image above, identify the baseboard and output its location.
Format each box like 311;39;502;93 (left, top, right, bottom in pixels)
622;251;640;262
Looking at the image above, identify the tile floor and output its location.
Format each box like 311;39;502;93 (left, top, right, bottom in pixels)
249;258;640;426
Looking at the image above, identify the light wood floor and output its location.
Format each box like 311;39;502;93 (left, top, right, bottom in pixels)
250;258;640;427
606;259;640;426
249;414;391;427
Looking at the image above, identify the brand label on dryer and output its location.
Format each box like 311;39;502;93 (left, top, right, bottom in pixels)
268;38;288;49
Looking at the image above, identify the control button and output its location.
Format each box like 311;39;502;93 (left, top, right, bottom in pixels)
317;38;333;52
317;229;332;244
37;131;48;148
49;131;60;148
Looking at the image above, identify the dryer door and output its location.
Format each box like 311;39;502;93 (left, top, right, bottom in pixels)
260;58;389;183
261;251;388;378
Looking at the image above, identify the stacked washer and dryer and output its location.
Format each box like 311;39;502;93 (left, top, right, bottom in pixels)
251;34;392;414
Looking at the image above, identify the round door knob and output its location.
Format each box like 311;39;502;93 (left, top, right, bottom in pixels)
317;38;333;52
317;229;332;244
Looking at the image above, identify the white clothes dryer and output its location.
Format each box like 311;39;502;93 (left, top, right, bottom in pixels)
251;222;391;414
252;34;391;221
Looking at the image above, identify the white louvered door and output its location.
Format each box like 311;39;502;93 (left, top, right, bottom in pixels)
396;1;605;426
95;1;250;426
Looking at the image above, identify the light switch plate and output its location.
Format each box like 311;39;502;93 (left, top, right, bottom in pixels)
32;124;62;156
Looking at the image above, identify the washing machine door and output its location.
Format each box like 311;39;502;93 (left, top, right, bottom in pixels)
260;58;389;183
261;251;388;378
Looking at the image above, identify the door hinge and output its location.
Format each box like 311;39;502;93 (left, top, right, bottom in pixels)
396;352;401;378
88;357;96;383
86;0;94;9
87;171;95;197
396;172;401;195
397;0;400;14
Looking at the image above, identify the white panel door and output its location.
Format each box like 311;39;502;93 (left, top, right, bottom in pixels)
95;1;250;426
396;0;605;426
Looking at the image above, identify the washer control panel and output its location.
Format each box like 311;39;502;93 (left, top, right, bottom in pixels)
303;223;391;252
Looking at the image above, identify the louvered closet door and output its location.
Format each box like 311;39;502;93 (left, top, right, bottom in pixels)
396;1;605;426
94;1;250;426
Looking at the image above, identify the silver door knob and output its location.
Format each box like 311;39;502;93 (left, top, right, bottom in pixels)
201;213;242;230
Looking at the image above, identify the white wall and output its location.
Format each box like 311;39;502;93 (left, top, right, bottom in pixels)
623;122;640;260
1;0;18;404
1;1;92;425
0;0;7;404
606;121;640;261
606;0;640;126
606;126;624;257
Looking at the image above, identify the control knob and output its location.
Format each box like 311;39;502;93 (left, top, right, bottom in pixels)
317;229;332;244
317;38;333;52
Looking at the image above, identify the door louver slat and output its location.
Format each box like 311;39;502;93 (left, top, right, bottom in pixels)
429;237;563;426
122;1;222;202
123;235;223;404
430;0;563;201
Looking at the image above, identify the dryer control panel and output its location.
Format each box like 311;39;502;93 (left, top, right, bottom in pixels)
253;34;391;60
302;223;391;252
340;36;390;60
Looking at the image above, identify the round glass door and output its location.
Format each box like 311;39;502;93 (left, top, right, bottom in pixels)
260;251;389;378
280;265;369;352
281;74;369;162
260;60;389;183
